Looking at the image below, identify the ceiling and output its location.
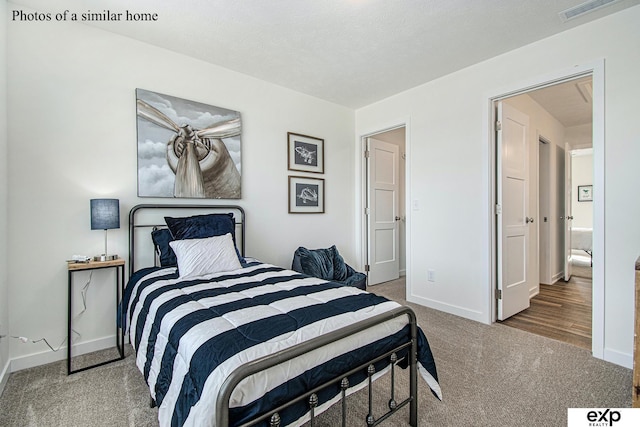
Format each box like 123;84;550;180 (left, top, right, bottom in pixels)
527;76;593;128
374;76;594;144
9;0;639;109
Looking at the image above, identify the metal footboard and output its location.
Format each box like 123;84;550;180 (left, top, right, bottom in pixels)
215;305;419;427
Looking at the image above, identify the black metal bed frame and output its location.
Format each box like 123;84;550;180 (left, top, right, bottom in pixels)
129;203;245;277
128;204;420;427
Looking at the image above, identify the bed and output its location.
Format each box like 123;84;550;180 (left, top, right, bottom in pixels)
124;204;441;427
571;227;593;265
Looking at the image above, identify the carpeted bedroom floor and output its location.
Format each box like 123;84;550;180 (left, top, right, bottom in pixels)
0;277;631;427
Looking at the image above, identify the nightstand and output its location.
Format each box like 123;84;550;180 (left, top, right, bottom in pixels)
67;258;125;374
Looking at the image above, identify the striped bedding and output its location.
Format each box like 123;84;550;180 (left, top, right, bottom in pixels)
124;261;441;427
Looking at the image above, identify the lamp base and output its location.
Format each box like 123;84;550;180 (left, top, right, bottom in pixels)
93;254;119;262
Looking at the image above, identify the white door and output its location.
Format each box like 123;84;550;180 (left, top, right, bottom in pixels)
497;102;531;320
367;138;400;285
564;143;573;281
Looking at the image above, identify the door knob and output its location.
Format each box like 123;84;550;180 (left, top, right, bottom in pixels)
395;216;401;221
526;217;534;224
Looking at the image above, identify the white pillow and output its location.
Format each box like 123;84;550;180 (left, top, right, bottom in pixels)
169;233;242;279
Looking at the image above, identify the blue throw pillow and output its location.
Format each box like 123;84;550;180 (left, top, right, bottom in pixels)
151;228;177;267
331;246;349;282
297;246;334;281
164;213;245;263
165;213;235;240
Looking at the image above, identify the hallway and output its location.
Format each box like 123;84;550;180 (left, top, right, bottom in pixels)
501;257;592;350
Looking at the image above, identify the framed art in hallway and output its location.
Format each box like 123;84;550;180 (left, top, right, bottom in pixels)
578;185;593;202
287;132;324;174
289;176;324;213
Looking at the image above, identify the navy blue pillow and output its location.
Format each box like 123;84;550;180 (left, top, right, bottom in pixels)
297;247;334;281
296;245;348;282
164;213;245;263
331;246;349;282
151;228;177;267
165;213;235;240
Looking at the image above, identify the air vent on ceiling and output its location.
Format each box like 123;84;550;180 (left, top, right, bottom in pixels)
576;81;593;103
559;0;622;22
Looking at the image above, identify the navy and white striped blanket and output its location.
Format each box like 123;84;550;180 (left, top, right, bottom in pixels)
124;262;441;427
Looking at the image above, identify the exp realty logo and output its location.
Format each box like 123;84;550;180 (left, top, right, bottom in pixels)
586;409;621;426
568;408;640;427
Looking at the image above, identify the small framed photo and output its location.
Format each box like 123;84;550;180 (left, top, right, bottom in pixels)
578;185;593;202
288;132;324;174
289;176;325;213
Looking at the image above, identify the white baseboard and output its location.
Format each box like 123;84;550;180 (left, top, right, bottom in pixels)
603;347;633;369
407;293;486;324
551;271;564;284
10;335;117;373
0;358;9;398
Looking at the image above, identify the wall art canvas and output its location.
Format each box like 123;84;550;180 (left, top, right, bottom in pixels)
136;88;241;199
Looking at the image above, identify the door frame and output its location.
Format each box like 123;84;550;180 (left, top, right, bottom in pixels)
486;60;604;359
537;135;551;286
564;141;573;282
357;120;409;289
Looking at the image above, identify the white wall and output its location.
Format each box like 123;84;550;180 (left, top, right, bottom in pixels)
355;6;640;367
0;0;10;393
6;10;354;367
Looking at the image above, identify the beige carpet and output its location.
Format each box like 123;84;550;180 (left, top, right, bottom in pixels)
0;277;631;426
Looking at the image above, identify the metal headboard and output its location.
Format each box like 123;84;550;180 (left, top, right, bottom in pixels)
128;204;245;277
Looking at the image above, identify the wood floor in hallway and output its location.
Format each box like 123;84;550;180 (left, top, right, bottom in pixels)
500;266;592;350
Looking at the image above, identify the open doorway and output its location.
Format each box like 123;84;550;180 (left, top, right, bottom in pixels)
362;126;406;286
493;74;595;350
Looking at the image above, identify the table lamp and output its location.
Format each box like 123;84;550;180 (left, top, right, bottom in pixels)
90;198;120;261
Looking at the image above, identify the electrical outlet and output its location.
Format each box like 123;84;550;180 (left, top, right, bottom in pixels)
427;269;435;282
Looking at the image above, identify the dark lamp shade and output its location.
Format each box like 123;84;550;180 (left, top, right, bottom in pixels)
90;199;120;230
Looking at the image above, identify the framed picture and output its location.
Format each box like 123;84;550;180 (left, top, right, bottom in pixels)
289;176;325;213
136;88;242;199
287;132;324;174
578;185;593;202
